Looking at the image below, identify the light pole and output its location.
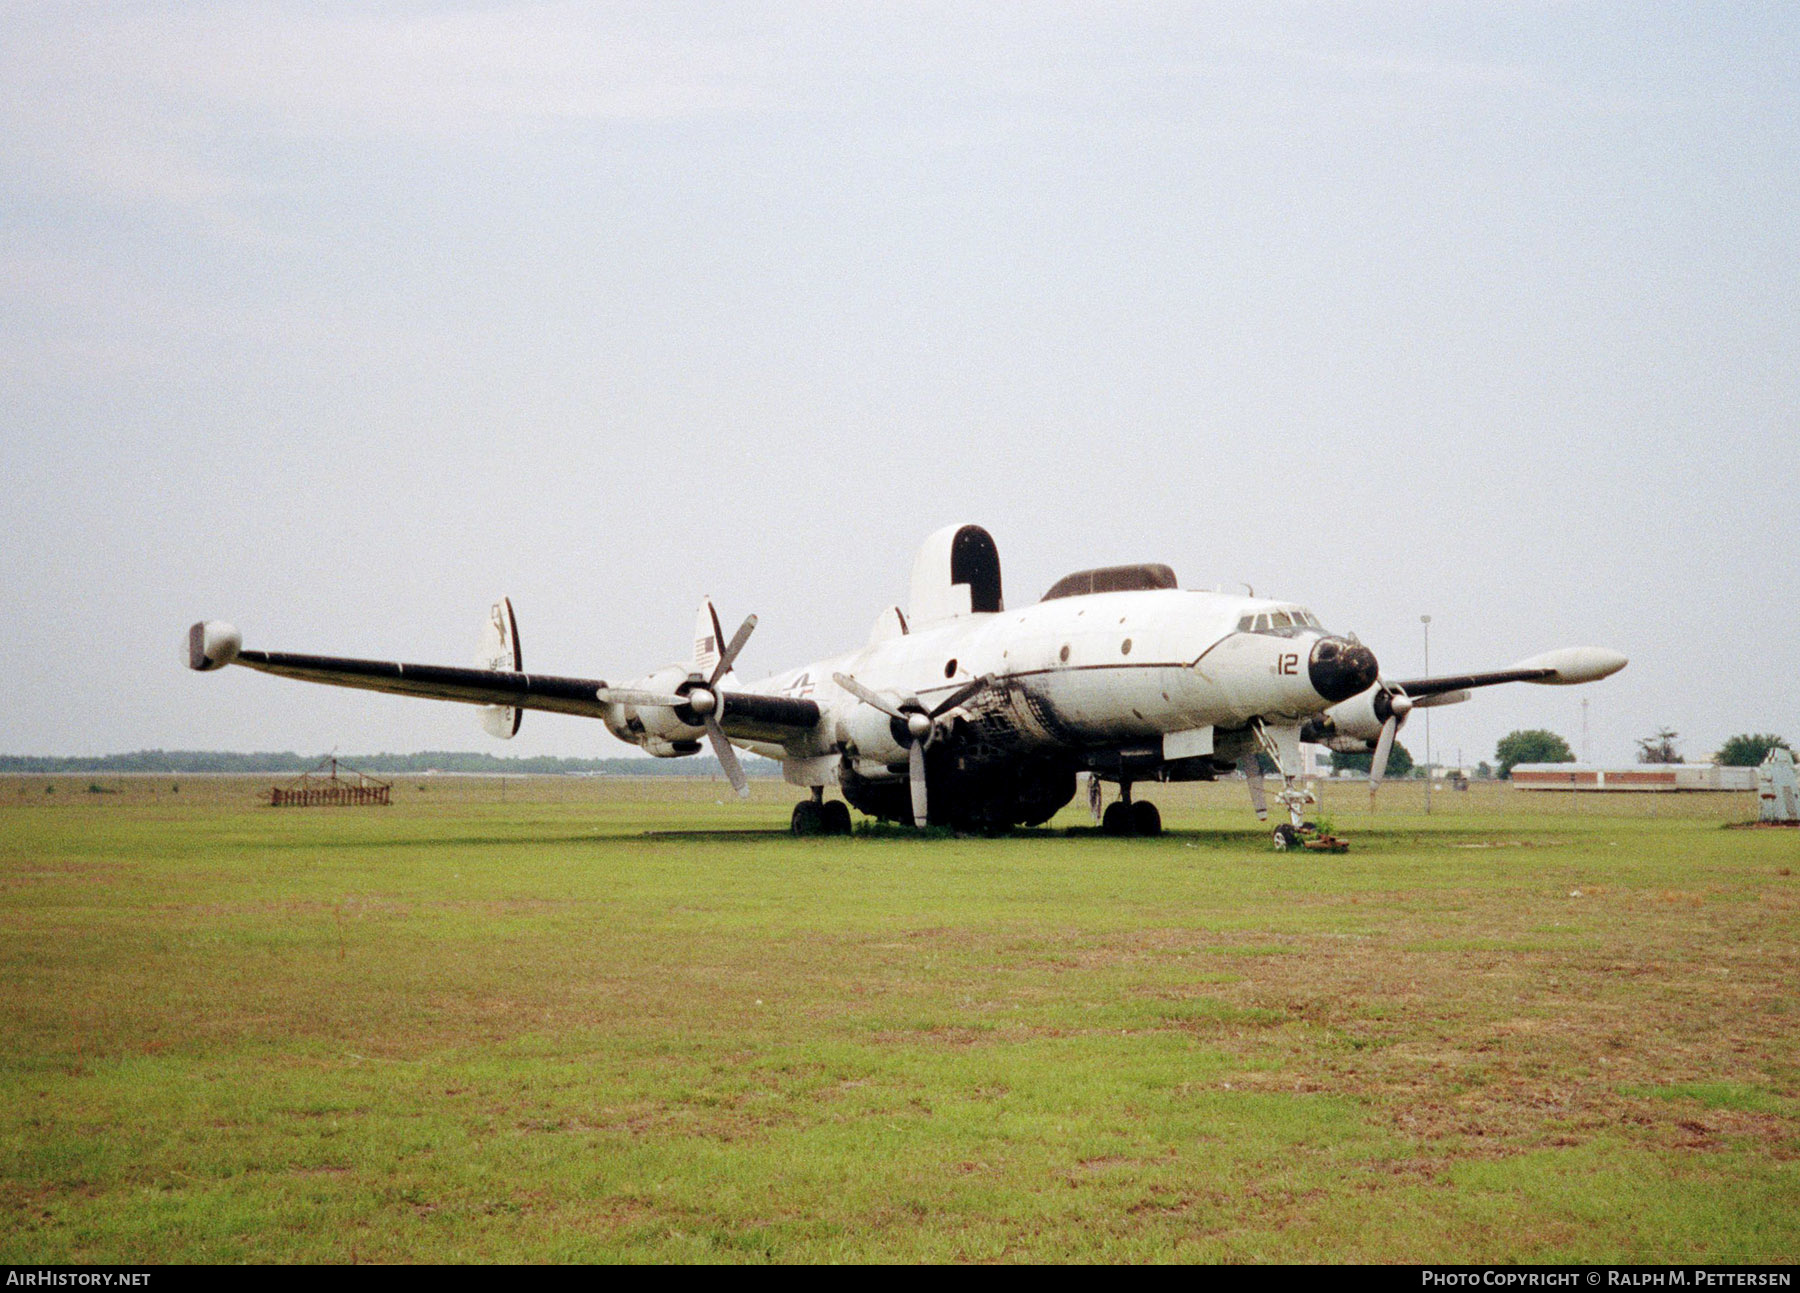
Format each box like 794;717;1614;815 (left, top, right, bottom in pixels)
1421;615;1432;815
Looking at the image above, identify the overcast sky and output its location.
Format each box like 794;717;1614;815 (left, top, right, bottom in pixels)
3;2;1795;766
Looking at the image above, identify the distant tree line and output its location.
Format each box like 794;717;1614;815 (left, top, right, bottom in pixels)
1496;730;1575;778
1325;742;1415;778
0;750;780;777
1487;728;1789;778
1714;733;1790;767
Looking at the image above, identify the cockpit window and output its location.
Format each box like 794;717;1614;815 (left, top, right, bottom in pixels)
1239;607;1324;638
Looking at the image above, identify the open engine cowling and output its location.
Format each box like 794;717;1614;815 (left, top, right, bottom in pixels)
836;699;914;769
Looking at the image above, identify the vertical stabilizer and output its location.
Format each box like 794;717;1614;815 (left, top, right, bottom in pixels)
476;597;523;739
693;597;726;679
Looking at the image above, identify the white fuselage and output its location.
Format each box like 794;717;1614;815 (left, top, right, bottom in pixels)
605;589;1347;777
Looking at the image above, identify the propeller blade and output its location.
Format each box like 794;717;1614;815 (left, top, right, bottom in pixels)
1370;716;1398;788
1240;756;1268;820
928;672;994;720
908;739;929;828
595;688;687;708
710;614;758;685
704;715;750;798
833;672;909;723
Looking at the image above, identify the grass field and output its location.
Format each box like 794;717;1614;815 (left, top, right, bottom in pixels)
2;774;1795;1263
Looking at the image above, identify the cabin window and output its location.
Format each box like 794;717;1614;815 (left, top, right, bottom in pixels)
944;659;957;678
1059;644;1070;663
1121;638;1132;655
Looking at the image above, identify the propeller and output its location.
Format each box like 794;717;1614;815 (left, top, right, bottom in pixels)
594;613;760;798
833;671;995;827
1367;684;1415;795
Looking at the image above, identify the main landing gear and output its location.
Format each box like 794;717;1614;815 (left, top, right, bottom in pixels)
791;787;852;836
1097;778;1162;837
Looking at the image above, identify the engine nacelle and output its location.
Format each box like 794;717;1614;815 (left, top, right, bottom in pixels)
642;737;703;758
600;664;706;748
836;701;912;768
1315;685;1411;744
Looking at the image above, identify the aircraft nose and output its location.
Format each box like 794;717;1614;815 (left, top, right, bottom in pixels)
1308;635;1379;703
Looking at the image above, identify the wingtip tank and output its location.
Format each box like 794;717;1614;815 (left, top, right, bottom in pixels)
185;621;242;671
1511;646;1628;685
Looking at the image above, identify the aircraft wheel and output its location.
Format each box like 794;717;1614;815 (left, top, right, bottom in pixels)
821;800;852;836
1101;802;1131;836
791;800;825;836
1130;801;1162;837
1272;823;1298;851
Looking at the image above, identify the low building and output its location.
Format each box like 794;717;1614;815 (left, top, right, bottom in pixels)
1510;763;1757;792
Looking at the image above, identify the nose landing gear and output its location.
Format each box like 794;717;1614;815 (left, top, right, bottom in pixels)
1249;720;1338;853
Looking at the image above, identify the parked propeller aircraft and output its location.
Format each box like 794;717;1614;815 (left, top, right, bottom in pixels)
186;524;1626;840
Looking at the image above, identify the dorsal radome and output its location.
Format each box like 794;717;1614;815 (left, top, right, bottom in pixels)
908;524;1003;627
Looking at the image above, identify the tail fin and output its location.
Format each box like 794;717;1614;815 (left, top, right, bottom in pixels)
475;597;522;739
693;597;726;679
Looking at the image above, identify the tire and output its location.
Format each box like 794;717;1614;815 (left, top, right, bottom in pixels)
1130;800;1162;837
1272;823;1298;851
1101;802;1131;835
821;800;852;836
791;800;825;836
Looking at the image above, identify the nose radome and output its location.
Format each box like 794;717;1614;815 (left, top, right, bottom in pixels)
1308;636;1379;703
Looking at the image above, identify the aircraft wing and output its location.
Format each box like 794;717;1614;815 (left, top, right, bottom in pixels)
1388;647;1627;699
189;624;821;742
231;649;618;719
1387;666;1555;699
